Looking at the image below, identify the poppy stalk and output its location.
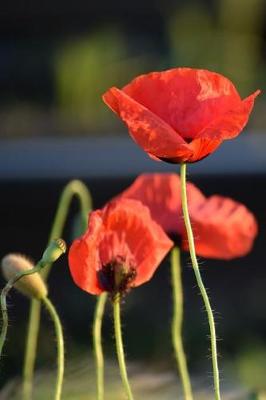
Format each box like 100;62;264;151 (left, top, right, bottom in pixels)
93;292;108;400
171;247;193;400
23;180;92;400
42;296;64;400
180;163;221;400
113;293;134;400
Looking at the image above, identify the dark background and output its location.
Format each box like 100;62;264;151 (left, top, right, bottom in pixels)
0;156;265;390
0;0;265;394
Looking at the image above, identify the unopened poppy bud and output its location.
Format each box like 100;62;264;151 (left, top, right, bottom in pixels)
41;239;66;265
1;254;48;299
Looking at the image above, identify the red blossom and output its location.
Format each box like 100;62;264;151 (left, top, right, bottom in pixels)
68;198;173;295
103;68;260;163
118;174;258;260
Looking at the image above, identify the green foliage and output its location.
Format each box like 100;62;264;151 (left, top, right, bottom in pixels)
54;30;149;133
168;0;264;95
236;344;266;392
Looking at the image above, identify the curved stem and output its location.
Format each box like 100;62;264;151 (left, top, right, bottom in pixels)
42;296;64;400
0;263;43;359
0;283;10;359
93;293;108;400
23;300;41;400
42;180;92;281
113;294;134;400
180;163;221;400
23;180;92;400
171;247;194;400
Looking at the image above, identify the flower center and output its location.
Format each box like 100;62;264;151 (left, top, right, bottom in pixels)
97;256;136;295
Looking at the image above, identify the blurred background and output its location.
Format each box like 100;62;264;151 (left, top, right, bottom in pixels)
0;0;265;137
0;0;266;397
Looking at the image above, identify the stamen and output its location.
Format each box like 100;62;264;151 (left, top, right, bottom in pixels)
97;257;136;295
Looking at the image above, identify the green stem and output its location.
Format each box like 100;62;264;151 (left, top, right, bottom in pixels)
42;180;92;281
171;247;194;400
0;288;8;360
0;263;43;359
180;163;221;400
23;180;92;400
113;294;134;400
23;300;41;400
93;293;108;400
42;296;64;400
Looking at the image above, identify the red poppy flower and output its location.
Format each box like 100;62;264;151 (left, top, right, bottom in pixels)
118;173;258;259
68;198;173;295
103;68;260;163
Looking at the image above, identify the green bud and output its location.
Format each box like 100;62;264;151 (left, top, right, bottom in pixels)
41;239;66;265
1;254;48;299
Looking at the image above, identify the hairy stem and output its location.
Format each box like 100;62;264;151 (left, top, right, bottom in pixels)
42;296;64;400
93;293;108;400
180;163;221;400
113;294;134;400
22;300;41;400
171;247;194;400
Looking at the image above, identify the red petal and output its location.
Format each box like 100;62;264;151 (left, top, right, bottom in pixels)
68;210;104;295
155;137;222;163
103;87;191;158
182;195;258;259
119;173;205;234
184;137;223;163
122;68;241;139
102;198;173;286
198;90;261;141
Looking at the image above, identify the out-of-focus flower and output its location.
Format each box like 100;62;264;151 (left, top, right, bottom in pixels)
118;173;258;259
68;198;173;295
103;68;260;163
118;173;205;234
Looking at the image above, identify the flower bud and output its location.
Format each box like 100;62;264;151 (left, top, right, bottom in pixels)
41;239;66;265
1;254;48;299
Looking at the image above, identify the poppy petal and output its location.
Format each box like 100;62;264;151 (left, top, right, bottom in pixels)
122;68;242;139
68;210;104;295
185;137;223;163
182;195;258;259
198;90;261;141
103;87;191;158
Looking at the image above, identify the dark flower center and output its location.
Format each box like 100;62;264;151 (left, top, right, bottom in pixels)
97;256;136;295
